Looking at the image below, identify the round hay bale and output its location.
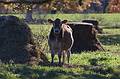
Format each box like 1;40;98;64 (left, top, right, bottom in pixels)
82;19;103;33
67;22;104;53
0;16;48;64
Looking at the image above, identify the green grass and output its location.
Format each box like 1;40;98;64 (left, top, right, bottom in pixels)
36;13;120;27
1;13;120;27
0;52;120;79
0;24;119;79
29;24;120;79
0;14;120;79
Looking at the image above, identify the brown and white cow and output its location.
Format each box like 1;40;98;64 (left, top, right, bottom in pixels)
48;18;74;65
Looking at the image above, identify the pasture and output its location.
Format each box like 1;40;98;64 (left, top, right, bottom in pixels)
1;13;120;27
0;14;120;79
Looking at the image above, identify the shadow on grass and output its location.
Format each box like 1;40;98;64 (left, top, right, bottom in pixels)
80;58;120;79
99;34;120;45
102;27;120;29
81;73;107;79
81;65;120;79
14;65;82;79
7;63;119;79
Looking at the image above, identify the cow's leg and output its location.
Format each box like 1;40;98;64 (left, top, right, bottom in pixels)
62;50;65;64
51;49;55;64
58;50;62;65
67;49;71;64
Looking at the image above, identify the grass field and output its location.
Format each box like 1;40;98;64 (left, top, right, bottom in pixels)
0;14;120;79
1;13;120;27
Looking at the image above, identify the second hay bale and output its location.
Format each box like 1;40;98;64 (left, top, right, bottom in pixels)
82;19;103;33
68;22;104;53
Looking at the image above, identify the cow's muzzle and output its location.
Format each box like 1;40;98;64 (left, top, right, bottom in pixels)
54;28;60;34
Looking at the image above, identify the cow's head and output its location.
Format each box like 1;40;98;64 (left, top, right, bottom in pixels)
48;18;67;35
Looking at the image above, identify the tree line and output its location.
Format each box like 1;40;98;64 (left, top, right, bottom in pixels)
0;0;119;23
0;0;120;14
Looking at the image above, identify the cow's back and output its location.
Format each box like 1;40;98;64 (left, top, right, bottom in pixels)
61;24;74;50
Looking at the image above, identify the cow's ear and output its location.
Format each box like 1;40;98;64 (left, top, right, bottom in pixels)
48;19;53;23
62;20;67;24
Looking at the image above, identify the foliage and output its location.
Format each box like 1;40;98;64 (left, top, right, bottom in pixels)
30;24;51;54
1;0;119;13
0;0;50;13
108;0;120;13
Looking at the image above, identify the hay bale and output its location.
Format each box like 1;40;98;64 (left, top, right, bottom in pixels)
67;22;104;53
0;16;48;64
82;19;103;33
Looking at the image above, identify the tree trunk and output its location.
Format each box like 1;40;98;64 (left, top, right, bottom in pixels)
25;5;33;22
101;0;109;13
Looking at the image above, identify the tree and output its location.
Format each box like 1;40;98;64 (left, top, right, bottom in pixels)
0;0;51;22
108;0;120;13
25;4;33;22
100;0;109;13
79;0;83;6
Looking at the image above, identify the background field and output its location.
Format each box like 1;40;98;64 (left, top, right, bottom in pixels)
0;14;120;79
1;13;120;27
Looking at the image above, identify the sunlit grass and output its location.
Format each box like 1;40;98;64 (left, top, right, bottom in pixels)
1;13;120;27
103;29;120;35
0;15;120;79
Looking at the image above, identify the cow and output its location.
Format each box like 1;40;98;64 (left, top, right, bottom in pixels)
48;18;74;65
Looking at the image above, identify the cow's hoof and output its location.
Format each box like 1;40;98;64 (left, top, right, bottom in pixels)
62;62;65;65
58;63;63;66
51;62;54;66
